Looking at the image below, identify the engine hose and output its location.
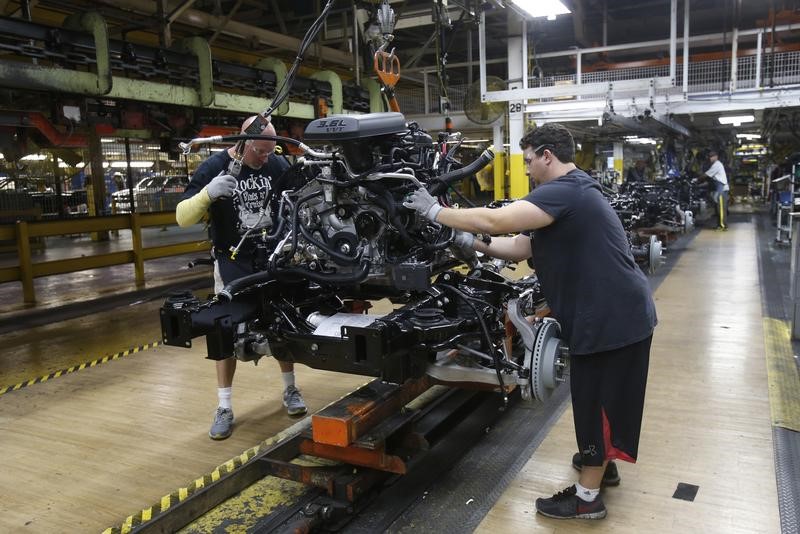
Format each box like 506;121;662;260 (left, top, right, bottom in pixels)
298;223;362;265
262;195;290;241
427;149;495;196
362;182;415;245
274;258;371;285
218;259;371;301
288;190;323;260
285;189;362;266
422;226;456;251
218;270;277;301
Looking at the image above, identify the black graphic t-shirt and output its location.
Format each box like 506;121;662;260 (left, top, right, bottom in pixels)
182;149;290;256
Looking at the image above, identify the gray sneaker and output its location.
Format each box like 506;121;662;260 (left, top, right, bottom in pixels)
209;407;234;440
283;385;307;416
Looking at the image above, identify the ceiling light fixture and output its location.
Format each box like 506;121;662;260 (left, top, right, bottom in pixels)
718;115;754;126
510;0;570;19
736;133;761;139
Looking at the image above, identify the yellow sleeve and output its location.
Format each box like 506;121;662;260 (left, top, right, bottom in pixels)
176;187;212;227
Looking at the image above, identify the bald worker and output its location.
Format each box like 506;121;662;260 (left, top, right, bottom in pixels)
177;116;307;440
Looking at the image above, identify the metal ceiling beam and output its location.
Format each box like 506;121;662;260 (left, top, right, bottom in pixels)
166;0;197;24
93;0;353;67
207;0;244;45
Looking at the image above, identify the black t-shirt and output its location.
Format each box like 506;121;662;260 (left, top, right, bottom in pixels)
523;168;657;355
182;150;291;258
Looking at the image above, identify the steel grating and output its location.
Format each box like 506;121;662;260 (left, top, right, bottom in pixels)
755;211;800;533
774;426;800;534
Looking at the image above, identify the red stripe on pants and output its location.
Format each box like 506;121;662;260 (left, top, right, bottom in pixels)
602;408;636;463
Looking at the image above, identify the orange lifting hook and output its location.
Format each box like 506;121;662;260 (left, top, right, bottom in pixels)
373;50;401;112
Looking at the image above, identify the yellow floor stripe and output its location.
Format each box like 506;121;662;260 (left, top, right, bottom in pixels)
101;384;373;533
0;341;161;397
763;318;800;431
101;417;317;533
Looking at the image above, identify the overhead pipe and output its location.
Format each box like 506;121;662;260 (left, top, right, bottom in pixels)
178;36;214;107
361;78;383;113
310;70;343;115
0;61;316;117
255;58;289;116
94;0;353;67
62;10;112;95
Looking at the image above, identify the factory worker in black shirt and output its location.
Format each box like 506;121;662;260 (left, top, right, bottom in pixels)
403;123;657;520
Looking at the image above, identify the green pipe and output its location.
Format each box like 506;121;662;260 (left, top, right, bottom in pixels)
178;37;214;107
0;62;315;117
310;70;343;115
254;58;289;116
62;11;111;95
362;78;383;113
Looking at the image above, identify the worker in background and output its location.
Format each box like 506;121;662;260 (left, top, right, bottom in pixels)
704;149;729;230
403;123;657;520
626;159;647;183
175;116;307;441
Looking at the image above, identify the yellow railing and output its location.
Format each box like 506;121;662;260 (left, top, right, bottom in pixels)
0;212;210;303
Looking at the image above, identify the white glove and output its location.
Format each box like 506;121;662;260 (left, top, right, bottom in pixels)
206;174;238;201
453;230;475;250
403;186;442;222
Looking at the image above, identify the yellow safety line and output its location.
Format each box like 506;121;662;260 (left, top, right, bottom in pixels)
100;426;295;534
101;380;372;533
0;341;161;397
762;318;800;432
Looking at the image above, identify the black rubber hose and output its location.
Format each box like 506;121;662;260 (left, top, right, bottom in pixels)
427;149;495;196
218;259;371;301
298;223;362;265
275;259;371;285
440;284;506;394
287;190;323;260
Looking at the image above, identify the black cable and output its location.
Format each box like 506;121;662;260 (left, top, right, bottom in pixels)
262;0;336;119
440;284;506;397
428;149;494;196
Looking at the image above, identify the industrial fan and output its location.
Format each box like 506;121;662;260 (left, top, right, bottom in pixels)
464;76;507;125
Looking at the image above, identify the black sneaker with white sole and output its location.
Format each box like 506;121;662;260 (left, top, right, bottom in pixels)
535;485;607;520
571;452;621;486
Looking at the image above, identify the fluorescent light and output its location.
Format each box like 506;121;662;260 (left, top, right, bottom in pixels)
736;133;761;139
624;136;658;145
718;115;754;126
101;138;116;143
110;161;154;168
21;154;47;160
511;0;570;19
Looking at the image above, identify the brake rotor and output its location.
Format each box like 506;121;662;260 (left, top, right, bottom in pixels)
648;234;664;275
530;318;567;401
683;210;694;232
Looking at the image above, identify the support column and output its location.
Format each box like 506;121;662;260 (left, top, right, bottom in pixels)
493;123;505;201
507;17;527;199
613;141;624;185
87;125;108;241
